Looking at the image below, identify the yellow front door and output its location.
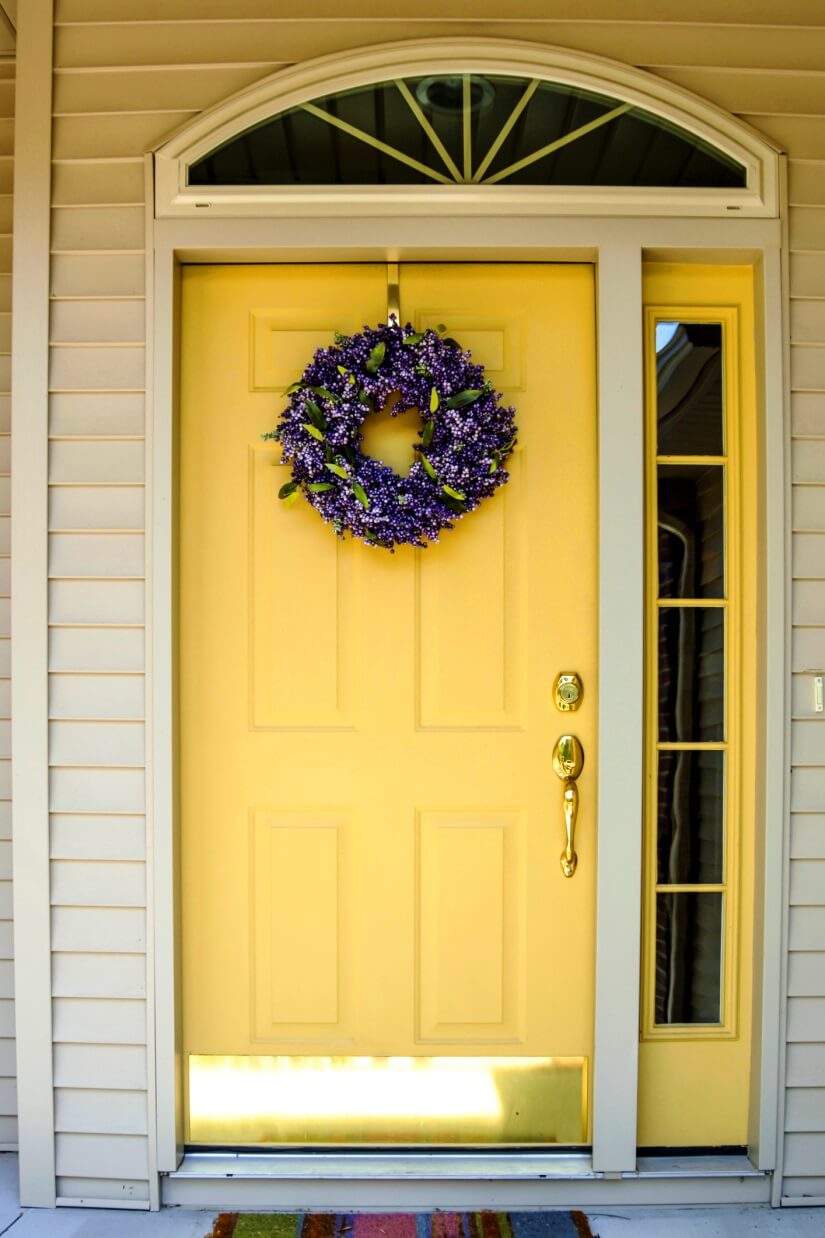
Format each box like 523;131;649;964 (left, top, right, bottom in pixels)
179;263;598;1146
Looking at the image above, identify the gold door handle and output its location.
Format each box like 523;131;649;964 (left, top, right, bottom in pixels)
552;734;584;878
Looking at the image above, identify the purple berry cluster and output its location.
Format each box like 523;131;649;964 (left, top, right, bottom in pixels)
266;319;518;550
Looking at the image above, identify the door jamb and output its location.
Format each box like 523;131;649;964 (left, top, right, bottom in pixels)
147;204;787;1188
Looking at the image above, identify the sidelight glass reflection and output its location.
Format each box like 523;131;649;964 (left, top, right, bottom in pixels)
655;892;723;1025
657;749;724;884
658;465;725;599
658;606;725;742
656;322;724;456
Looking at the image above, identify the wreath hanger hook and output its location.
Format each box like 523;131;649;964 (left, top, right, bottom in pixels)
386;261;400;326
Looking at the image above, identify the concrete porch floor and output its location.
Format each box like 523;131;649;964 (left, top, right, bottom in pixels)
0;1160;822;1237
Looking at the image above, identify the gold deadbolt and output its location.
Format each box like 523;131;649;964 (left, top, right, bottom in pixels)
554;672;583;712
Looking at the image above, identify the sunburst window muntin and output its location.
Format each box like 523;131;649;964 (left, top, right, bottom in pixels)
187;74;748;192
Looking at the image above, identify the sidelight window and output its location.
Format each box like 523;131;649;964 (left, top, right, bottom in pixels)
643;312;741;1037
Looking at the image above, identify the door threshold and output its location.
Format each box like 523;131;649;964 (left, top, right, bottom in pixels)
163;1150;770;1209
169;1150;596;1181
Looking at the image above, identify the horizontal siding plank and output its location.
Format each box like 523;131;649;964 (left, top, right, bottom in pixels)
51;253;144;298
792;625;824;671
52;206;145;254
792;770;825;814
52;952;145;999
56;1176;149;1203
54;63;272;113
790;909;825;952
791;254;825;298
50;815;145;862
49;627;144;673
0;1040;15;1077
50;721;144;767
787;673;822;722
792;579;825;622
50;488;145;532
792;301;825;346
53;111;194;160
49;674;144;720
54;1043;146;1091
792;815;825;860
788;1043;825;1088
55;1132;148;1180
792;718;825;762
790;208;825;254
49;580;144;624
52;161;144;208
51;298;145;344
792;348;825;395
55;1088;147;1136
0;1079;16;1114
792;393;825;438
49;768;146;815
48;531;145;576
745;116;825;162
789;952;825;998
782;1094;822;1134
794;486;825;533
50;860;145;907
53;997;145;1044
0;962;14;1001
782;1176;825;1200
49;347;145;393
52;907;146;953
49;16;825;73
784;1133;825;1177
50;393;145;437
657;67;825;116
788;998;825;1044
51;0;825;21
790;860;825;907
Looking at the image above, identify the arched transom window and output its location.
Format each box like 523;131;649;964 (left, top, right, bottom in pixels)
188;74;746;191
154;42;778;216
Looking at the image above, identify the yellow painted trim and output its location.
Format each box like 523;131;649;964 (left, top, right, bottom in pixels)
641;298;745;1046
394;79;463;183
300;103;453;185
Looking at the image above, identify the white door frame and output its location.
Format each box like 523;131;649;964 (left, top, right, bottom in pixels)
147;208;788;1194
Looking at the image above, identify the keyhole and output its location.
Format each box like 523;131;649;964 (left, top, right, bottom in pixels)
359;392;421;475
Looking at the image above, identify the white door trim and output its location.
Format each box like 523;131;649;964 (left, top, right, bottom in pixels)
148;209;787;1197
10;0;56;1208
152;37;779;220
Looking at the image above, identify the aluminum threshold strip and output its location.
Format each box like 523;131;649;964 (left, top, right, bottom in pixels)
169;1152;766;1182
171;1152;595;1181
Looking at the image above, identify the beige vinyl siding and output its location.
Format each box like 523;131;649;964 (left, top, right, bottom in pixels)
44;0;825;1204
786;177;825;1201
0;53;12;1153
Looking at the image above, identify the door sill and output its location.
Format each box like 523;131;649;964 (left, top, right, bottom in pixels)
162;1150;770;1208
170;1150;596;1181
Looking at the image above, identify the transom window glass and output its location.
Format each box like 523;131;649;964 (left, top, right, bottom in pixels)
188;74;747;189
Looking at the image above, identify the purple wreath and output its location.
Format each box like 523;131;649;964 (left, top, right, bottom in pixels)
266;319;518;550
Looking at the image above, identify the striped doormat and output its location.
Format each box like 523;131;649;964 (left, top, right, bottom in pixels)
207;1214;596;1238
